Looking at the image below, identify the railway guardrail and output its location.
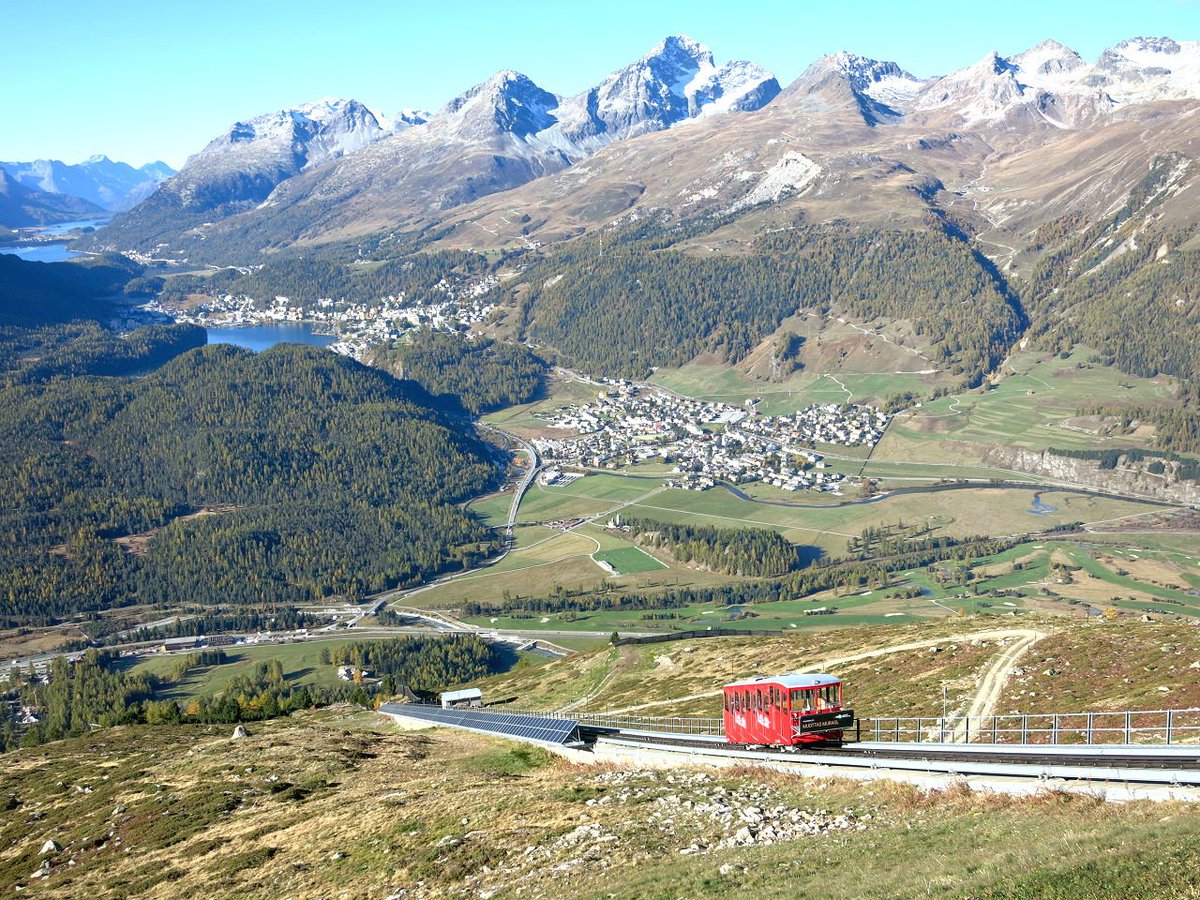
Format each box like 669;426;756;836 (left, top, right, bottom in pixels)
859;707;1200;746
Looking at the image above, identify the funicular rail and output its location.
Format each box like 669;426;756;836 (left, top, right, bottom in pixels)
601;730;1200;771
398;704;1200;751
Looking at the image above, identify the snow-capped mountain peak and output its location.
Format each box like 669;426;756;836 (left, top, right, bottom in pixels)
912;35;1200;126
437;70;561;140
827;51;925;109
1093;36;1200;102
1012;39;1084;78
545;34;779;154
913;50;1028;122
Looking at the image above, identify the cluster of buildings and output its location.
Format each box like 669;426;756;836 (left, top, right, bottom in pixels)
531;385;889;493
141;274;499;360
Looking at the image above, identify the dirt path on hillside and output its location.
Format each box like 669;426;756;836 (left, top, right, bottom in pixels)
950;629;1046;742
598;628;1047;715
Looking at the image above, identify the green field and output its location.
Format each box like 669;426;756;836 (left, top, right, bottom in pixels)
593;546;667;574
127;640;357;699
879;348;1179;462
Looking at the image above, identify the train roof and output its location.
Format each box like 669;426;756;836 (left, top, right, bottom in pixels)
723;673;841;690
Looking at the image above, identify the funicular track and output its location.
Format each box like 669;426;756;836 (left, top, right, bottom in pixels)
597;730;1200;776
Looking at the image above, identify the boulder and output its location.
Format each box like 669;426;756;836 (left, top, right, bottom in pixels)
231;725;250;740
39;840;60;855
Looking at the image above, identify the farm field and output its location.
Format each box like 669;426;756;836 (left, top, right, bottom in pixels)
452;535;1200;636
593;546;666;574
441;350;1200;642
877;348;1179;464
412;454;1183;628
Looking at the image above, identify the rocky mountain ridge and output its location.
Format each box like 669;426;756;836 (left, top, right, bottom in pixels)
86;35;780;256
86;34;1200;267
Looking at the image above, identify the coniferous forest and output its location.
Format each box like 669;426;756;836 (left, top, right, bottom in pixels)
376;329;548;414
619;517;799;577
514;221;1024;386
0;261;502;625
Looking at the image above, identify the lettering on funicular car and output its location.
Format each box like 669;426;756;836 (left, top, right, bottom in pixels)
721;673;853;746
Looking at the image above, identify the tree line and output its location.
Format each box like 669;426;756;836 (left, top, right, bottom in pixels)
618;516;799;577
464;533;1014;617
161;249;490;308
3;635;497;751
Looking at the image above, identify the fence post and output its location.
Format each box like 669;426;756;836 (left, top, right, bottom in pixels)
1086;713;1094;745
993;717;998;744
965;717;969;744
1021;715;1028;745
1167;709;1174;745
894;718;900;742
1052;714;1059;745
856;718;861;744
1125;711;1132;744
917;717;923;742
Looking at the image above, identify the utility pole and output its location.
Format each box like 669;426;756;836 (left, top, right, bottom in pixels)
941;683;949;743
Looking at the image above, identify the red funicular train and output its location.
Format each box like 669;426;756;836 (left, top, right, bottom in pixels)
722;673;854;746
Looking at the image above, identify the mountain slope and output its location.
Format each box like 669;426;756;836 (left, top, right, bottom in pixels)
0;169;105;227
88;36;779;260
88;98;388;255
0;156;175;212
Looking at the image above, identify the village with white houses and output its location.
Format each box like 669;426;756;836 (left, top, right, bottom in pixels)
140;274;499;360
532;382;890;493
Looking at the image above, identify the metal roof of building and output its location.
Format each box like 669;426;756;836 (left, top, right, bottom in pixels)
439;688;483;702
723;673;841;690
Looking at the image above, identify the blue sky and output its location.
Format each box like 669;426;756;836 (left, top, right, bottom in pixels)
4;0;1196;168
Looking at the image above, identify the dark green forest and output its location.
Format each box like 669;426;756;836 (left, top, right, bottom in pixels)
0;321;206;382
0;253;148;326
515;222;1023;385
0;311;501;624
375;329;547;414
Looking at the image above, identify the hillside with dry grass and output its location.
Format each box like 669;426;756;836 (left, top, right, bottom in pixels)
479;617;1200;722
4;707;1200;899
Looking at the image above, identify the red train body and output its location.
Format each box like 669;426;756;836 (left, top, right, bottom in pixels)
722;673;854;746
